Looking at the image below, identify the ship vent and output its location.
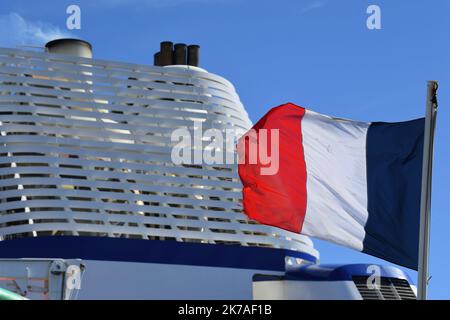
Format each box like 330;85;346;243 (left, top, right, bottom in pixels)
352;276;416;300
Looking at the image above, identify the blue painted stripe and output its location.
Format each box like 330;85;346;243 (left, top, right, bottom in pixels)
363;118;424;270
253;264;413;283
0;236;317;271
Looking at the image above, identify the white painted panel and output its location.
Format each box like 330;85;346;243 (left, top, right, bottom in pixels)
77;260;283;300
253;280;362;300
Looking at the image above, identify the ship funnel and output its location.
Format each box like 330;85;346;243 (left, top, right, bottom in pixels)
153;41;200;67
159;41;174;66
45;38;93;58
154;52;161;66
187;45;200;67
174;43;187;65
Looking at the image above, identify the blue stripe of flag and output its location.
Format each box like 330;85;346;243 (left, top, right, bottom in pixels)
363;118;425;270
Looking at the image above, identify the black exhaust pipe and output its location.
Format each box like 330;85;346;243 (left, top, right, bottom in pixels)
154;42;200;67
187;45;200;67
174;43;187;65
154;52;161;66
160;41;173;66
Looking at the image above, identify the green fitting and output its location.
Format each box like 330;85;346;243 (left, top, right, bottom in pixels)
0;288;28;300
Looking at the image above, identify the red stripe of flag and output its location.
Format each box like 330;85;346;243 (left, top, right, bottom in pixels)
237;103;308;233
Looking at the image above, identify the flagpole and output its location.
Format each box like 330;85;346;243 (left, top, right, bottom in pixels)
417;80;438;300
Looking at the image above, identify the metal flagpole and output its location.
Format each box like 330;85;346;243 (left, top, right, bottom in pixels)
417;80;438;300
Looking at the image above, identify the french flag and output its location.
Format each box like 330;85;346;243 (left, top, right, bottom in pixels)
238;103;424;270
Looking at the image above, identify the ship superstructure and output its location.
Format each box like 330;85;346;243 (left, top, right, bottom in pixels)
0;39;416;300
0;39;318;299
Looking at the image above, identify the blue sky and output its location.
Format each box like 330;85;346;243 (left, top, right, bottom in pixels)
0;0;448;299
